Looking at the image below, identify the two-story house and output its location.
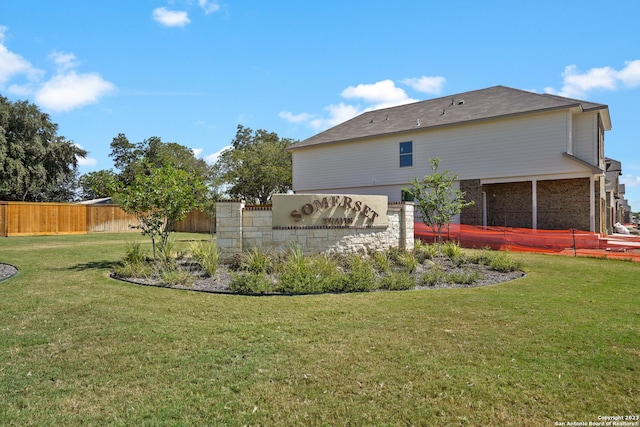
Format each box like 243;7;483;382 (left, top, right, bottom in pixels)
288;86;612;232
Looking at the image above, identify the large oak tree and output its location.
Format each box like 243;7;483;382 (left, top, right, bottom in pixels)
0;95;87;201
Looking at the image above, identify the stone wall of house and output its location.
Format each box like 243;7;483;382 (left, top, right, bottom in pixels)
215;200;414;261
484;182;533;228
460;179;483;226
537;178;590;231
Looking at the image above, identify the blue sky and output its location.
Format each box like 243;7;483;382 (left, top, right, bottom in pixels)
1;1;639;211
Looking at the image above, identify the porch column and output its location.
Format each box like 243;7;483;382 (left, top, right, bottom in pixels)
532;180;537;230
590;176;595;232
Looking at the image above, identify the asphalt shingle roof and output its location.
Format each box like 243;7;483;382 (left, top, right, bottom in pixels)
290;85;610;150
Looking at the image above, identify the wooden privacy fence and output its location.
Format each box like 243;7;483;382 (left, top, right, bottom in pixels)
0;202;215;237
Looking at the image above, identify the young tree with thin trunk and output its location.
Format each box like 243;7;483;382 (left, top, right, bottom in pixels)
405;158;474;245
113;162;206;260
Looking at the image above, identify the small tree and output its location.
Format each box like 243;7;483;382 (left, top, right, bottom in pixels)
405;158;474;245
113;162;206;260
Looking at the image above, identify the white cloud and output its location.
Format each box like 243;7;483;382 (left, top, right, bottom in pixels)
401;76;446;94
280;78;424;131
204;145;232;164
192;148;204;157
278;111;314;123
0;27;115;112
309;102;363;131
50;51;78;71
621;174;640;188
618;59;640;87
546;60;640;98
76;156;97;166
0;27;43;86
35;71;116;112
153;7;191;27
342;79;417;108
198;0;221;14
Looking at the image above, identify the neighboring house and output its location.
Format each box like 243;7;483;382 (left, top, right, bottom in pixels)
76;197;113;205
605;158;630;228
288;85;614;233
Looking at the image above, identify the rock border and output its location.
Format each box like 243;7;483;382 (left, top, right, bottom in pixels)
0;263;19;282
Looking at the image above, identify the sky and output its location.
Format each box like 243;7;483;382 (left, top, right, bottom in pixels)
1;0;639;212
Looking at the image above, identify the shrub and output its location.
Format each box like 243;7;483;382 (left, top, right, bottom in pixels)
123;241;148;264
489;252;523;272
421;264;447;287
242;247;272;274
229;272;273;294
442;241;467;266
379;272;416;290
448;269;484;285
387;247;419;272
158;266;194;287
397;251;419;273
468;247;494;266
188;240;220;277
275;249;321;294
372;251;392;273
340;255;377;292
414;240;437;262
112;259;153;278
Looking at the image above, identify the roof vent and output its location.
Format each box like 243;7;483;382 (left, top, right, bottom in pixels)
457;100;465;105
416;119;420;126
441;109;446;116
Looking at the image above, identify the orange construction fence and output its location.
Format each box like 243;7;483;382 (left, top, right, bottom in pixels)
414;222;640;262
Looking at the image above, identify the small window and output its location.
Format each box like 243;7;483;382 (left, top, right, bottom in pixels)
399;141;413;167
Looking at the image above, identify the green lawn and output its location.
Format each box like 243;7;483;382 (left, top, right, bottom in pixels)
0;233;638;426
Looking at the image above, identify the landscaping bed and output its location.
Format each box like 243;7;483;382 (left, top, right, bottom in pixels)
111;240;525;295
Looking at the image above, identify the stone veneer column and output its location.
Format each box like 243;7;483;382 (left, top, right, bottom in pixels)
399;202;415;250
215;200;245;261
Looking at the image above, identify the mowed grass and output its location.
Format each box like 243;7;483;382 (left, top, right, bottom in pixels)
0;233;638;426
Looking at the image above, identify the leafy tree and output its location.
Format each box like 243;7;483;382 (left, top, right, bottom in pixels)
213;125;295;204
113;162;207;259
0;95;87;201
78;170;118;200
404;158;474;245
108;134;211;187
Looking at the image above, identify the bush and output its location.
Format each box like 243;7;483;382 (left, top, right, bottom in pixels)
414;240;437;262
379;272;416;290
387;247;419;272
448;269;484;285
489;252;523;272
188;240;220;277
421;264;447;287
372;251;392;273
123;241;148;264
229;272;273;294
275;248;322;294
468;247;494;266
159;266;194;287
112;259;153;278
441;241;467;266
242;247;272;274
340;255;377;292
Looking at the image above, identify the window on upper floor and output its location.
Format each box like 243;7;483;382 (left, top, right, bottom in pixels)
399;141;413;167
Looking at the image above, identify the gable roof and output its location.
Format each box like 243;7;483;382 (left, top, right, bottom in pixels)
289;85;611;150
